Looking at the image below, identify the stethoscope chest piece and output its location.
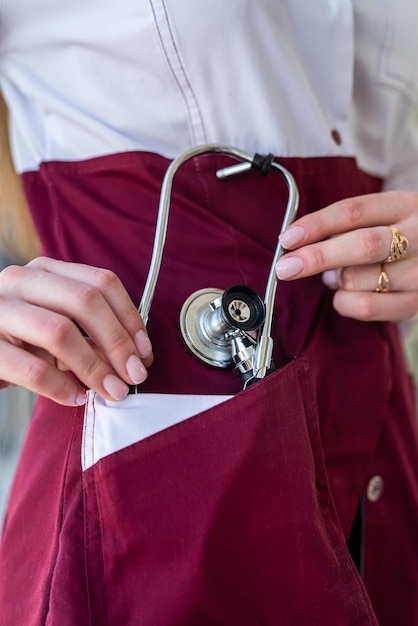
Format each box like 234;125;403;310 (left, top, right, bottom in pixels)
180;284;266;377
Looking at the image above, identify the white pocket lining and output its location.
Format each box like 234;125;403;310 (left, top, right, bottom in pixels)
82;390;231;471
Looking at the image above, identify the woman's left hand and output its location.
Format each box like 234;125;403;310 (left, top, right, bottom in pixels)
276;190;418;323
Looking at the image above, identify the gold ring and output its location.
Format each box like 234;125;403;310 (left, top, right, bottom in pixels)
376;263;390;293
385;226;409;263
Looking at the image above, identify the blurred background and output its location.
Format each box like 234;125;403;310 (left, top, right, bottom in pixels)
0;254;38;522
0;95;40;521
0;282;35;520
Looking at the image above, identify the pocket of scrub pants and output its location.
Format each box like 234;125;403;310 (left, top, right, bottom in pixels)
82;355;378;626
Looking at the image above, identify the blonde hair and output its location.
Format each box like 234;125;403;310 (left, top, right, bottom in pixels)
0;93;40;263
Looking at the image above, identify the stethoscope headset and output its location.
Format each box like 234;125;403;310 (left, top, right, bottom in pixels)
137;144;299;390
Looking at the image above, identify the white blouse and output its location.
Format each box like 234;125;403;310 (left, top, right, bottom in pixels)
0;0;417;190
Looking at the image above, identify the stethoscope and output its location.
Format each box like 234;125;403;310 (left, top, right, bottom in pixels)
137;144;299;389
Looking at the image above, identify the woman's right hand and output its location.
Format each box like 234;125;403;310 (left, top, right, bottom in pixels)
0;257;153;406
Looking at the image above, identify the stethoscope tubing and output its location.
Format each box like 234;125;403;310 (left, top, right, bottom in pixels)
138;143;299;380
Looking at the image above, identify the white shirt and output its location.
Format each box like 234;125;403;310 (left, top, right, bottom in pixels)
0;0;417;190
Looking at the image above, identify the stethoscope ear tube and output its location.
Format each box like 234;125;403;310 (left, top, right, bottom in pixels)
138;144;299;388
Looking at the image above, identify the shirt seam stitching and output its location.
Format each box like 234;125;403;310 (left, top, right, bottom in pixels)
148;0;207;146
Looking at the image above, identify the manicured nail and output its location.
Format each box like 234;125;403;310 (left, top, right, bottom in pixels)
279;225;306;249
275;256;304;280
322;269;338;289
134;329;153;358
102;374;129;401
74;391;87;406
126;354;148;384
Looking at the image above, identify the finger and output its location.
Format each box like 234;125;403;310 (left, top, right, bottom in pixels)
0;337;87;406
0;297;131;402
276;226;397;280
26;258;153;360
332;290;418;323
324;258;418;294
279;190;418;249
1;262;151;384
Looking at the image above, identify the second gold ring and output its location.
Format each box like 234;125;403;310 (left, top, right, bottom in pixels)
376;264;390;293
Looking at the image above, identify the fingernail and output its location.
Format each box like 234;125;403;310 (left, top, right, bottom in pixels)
126;354;148;385
134;329;153;358
279;225;306;249
322;269;338;289
74;391;87;406
102;374;129;401
275;256;304;280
